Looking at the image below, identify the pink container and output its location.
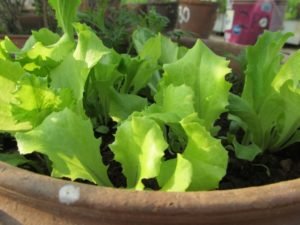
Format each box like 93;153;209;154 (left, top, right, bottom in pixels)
224;0;286;45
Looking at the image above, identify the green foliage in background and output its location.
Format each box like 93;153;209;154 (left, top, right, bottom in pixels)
285;0;300;19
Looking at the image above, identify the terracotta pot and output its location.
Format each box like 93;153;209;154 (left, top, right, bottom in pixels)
18;13;44;32
1;161;300;225
178;0;218;38
0;39;298;225
0;34;29;48
124;3;148;14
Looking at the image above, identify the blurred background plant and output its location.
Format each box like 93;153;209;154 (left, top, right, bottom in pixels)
78;0;170;53
0;0;57;34
216;0;226;13
0;0;26;34
285;0;300;19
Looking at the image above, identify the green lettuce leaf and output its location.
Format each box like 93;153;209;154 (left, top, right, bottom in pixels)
157;154;192;192
132;28;156;54
229;92;285;150
16;108;111;186
134;31;187;64
0;37;21;60
50;53;89;105
180;114;228;191
11;73;74;128
32;28;60;46
273;50;300;90
109;91;147;122
25;38;74;63
242;31;292;111
84;55;122;125
84;56;148;124
163;40;231;132
73;23;110;69
48;0;81;39
119;54;158;94
0;37;20;53
145;84;195;123
232;139;262;161
0;60;31;132
136;32;161;62
20;28;60;56
159;35;187;64
228;31;300;160
110;116;168;190
0;153;32;167
270;80;300;150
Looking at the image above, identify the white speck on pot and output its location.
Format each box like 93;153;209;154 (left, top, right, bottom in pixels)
58;184;80;205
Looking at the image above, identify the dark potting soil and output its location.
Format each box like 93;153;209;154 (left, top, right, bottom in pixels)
216;113;300;190
0;134;17;152
2;130;300;191
219;143;300;190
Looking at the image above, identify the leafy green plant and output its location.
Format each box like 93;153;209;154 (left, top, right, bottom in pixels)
0;0;232;191
78;1;169;53
0;0;26;34
216;0;226;13
285;0;300;19
228;31;300;161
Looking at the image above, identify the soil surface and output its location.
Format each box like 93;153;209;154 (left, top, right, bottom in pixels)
220;143;300;190
2;132;300;191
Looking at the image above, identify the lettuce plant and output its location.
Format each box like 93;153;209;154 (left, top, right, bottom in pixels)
228;31;300;161
0;0;232;191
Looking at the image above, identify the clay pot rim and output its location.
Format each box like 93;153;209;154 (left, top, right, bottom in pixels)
0;34;30;38
1;161;300;215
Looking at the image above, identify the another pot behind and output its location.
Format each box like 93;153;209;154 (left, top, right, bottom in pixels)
177;0;218;38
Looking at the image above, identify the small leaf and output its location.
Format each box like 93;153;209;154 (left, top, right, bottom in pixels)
109;91;147;122
136;32;187;64
25;39;74;62
0;153;31;167
73;23;110;69
119;55;158;94
145;84;195;123
32;28;60;46
233;139;262;161
0;60;31;132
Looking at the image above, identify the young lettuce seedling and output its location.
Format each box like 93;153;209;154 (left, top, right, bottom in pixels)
228;31;300;161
